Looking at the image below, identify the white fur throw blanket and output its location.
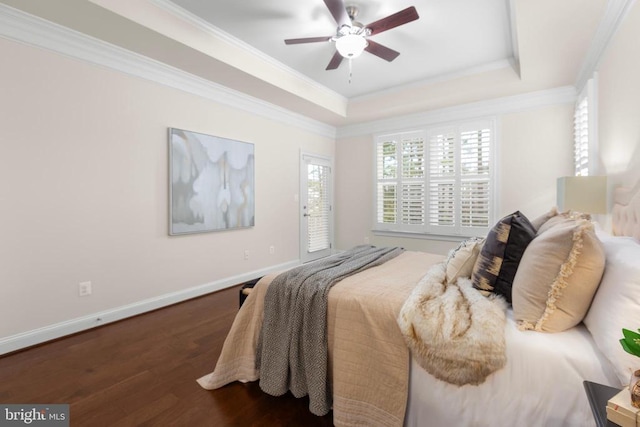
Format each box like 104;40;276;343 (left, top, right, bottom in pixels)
397;262;508;386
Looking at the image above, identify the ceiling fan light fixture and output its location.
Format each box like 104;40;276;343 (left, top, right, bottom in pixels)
335;34;368;58
284;2;419;70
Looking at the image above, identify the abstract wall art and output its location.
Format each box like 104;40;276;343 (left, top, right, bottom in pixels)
169;128;255;235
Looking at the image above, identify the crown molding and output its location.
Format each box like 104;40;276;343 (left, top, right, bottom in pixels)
575;0;636;92
149;0;347;105
336;85;577;139
151;0;524;105
0;3;336;139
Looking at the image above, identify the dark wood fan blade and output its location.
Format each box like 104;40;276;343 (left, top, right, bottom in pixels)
366;6;419;36
285;36;332;45
323;0;350;28
326;51;343;70
365;40;400;62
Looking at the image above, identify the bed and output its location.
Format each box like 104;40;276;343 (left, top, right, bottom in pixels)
198;182;640;427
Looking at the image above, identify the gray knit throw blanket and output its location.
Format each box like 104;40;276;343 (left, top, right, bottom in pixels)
256;245;404;416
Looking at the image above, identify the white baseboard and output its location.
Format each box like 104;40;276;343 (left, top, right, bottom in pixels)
0;260;300;356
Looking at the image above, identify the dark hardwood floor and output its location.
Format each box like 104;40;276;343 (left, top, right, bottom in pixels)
0;285;334;426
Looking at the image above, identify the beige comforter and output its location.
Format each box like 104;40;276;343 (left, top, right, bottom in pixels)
197;251;444;427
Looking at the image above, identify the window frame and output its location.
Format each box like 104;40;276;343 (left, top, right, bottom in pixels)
372;118;497;239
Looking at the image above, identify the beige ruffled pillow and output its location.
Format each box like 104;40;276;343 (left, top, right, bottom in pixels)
512;216;605;332
536;210;592;235
445;238;484;284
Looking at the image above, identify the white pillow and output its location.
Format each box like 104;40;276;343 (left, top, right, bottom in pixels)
583;230;640;386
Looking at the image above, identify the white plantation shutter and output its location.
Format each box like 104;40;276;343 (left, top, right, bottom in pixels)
460;181;490;227
375;119;495;237
306;163;330;253
574;96;589;176
401;183;425;224
428;131;455;228
459;127;491;230
376;138;397;224
400;136;425;225
378;184;397;223
574;77;598;176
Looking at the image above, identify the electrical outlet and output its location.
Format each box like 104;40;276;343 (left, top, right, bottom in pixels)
244;250;250;260
79;281;92;297
269;245;275;255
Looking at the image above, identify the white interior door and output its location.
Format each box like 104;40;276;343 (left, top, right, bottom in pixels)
300;153;333;263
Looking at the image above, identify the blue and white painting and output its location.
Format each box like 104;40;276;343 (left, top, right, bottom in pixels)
169;128;255;235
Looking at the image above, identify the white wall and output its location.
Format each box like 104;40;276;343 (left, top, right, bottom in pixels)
334;104;574;255
1;3;599;351
500;105;575;215
0;37;334;343
597;1;640;189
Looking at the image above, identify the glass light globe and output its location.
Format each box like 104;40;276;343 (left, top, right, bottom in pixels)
335;34;367;58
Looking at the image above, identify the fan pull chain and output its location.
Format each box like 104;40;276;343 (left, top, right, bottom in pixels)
348;58;353;84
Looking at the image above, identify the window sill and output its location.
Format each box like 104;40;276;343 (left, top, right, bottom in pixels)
372;229;483;242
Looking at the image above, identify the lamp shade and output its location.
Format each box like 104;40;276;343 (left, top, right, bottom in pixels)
557;176;607;213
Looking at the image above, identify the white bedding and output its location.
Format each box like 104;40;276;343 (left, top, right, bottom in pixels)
201;178;640;425
406;310;620;427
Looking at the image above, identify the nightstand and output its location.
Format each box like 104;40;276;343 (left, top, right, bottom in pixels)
583;381;622;427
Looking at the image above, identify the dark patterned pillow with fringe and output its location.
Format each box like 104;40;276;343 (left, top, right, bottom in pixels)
471;211;536;302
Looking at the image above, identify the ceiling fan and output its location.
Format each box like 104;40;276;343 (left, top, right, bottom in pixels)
285;0;420;70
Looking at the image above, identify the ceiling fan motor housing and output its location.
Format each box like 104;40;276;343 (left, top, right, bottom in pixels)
345;5;359;20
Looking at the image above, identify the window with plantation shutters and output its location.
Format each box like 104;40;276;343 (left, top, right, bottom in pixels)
374;119;495;238
574;77;597;176
574;96;589;176
376;131;426;231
